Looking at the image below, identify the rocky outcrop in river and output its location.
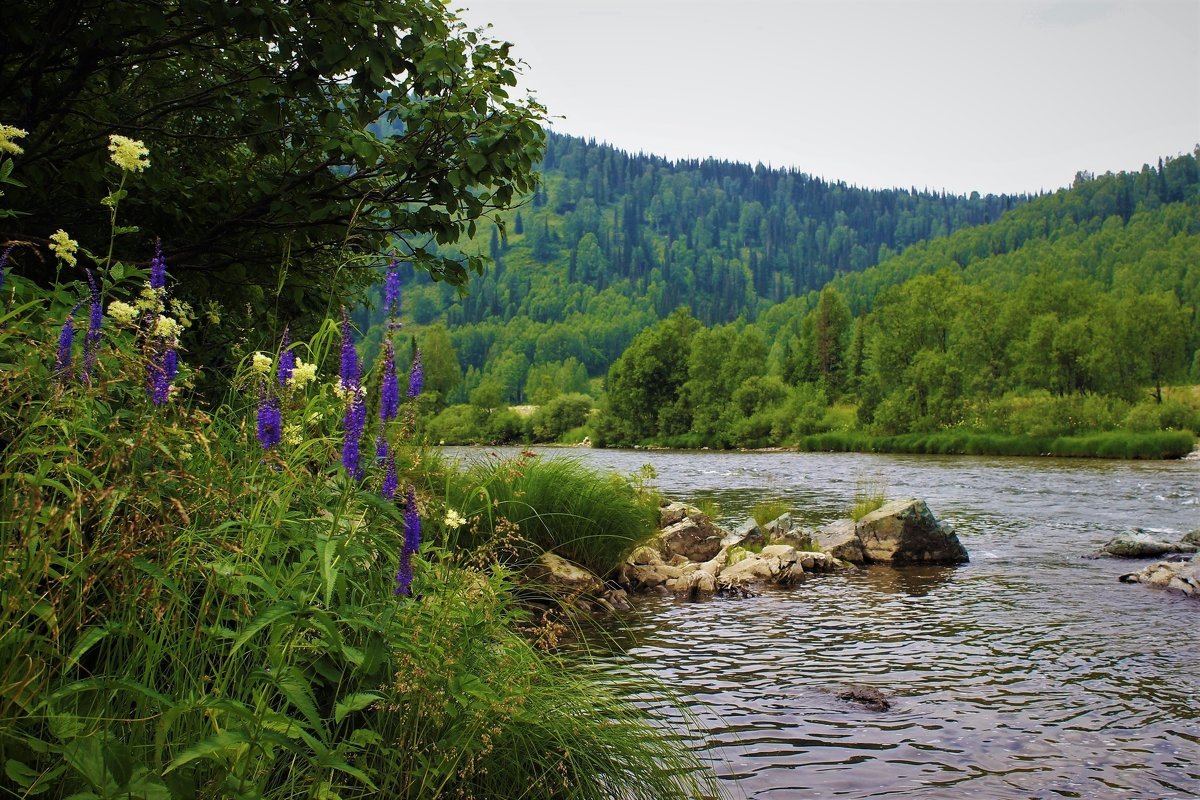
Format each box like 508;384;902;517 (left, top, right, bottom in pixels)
1096;529;1200;558
617;498;968;598
1119;554;1200;598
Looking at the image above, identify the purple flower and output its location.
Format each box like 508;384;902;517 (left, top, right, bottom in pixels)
395;484;421;596
150;239;166;290
407;346;423;399
341;389;366;480
148;341;176;405
384;256;402;327
80;270;103;383
375;434;389;463
380;340;399;420
339;309;360;392
277;327;295;386
256;389;282;450
54;305;79;381
381;454;398;501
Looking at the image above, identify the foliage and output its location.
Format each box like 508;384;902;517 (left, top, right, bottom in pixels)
444;455;661;577
751;499;792;529
1;0;546;378
849;480;888;521
528;393;594;443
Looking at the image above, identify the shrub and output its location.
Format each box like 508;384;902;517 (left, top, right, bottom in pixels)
527;392;593;442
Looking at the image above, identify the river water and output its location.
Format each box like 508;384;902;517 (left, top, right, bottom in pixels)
447;447;1199;800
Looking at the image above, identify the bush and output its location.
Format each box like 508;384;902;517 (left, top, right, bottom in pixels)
527;392;593;442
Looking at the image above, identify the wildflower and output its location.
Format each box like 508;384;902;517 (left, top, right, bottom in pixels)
251;351;272;375
148;340;178;405
283;424;303;446
154;314;182;341
204;302;221;325
108;134;150;172
381;453;398;501
277;328;295;386
80;270;102;383
135;282;162;313
444;509;466;529
106;300;138;326
396;484;421;596
289;359;317;390
407;346;423;398
0;124;27;156
49;230;78;267
380;339;399;420
54;305;79;381
376;434;389;463
339;308;359;392
169;298;193;328
149;239;165;290
384;256;402;326
256;389;282;450
341;388;366;480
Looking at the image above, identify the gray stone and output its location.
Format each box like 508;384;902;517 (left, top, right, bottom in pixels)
815;519;866;564
835;685;891;711
763;513;794;539
526;552;603;596
717;545;804;593
660;516;725;563
1119;555;1200;597
1102;529;1199;559
659;501;694;529
855;499;969;565
1180;529;1200;547
722;518;765;550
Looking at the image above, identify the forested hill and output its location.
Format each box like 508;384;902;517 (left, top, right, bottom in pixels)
398;132;1027;402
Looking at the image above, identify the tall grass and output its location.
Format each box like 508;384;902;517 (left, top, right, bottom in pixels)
793;430;1195;459
444;454;661;577
751;499;791;528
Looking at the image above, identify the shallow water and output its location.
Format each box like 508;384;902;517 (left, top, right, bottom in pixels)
447;447;1200;799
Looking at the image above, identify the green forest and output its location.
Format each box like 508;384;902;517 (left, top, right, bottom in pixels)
400;137;1199;457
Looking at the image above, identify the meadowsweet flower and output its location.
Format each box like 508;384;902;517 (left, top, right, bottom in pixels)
149;240;166;290
154;314;182;340
339;309;359;392
54;305;79;381
256;390;282;450
381;454;398;501
444;509;466;529
289;359;317;389
380;339;399;420
106;300;138;326
80;270;103;383
277;328;295;386
135;282;162;313
251;351;272;375
283;424;303;446
396;484;422;596
341;389;367;480
169;298;192;328
109;134;150;172
0;124;27;155
384;256;402;326
49;230;78;267
407;346;423;398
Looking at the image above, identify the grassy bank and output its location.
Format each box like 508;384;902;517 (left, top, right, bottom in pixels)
791;430;1196;459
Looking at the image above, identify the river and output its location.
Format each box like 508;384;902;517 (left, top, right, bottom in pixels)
446;447;1199;799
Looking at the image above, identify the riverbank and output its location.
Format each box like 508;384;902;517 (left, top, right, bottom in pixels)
789;429;1196;459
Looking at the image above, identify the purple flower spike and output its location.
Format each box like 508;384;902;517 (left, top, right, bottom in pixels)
395;484;421;596
256;389;282;450
148;342;176;405
376;434;389;463
384;256;402;327
382;454;398;501
380;340;399;421
80;270;103;383
150;239;166;289
277;327;295;386
341;389;366;480
55;304;80;381
339;309;359;392
407;347;423;399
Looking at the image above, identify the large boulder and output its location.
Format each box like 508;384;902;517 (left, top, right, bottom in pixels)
855;499;968;565
660;516;725;563
1119;555;1200;597
721;518;765;550
815;519;866;564
1101;529;1199;559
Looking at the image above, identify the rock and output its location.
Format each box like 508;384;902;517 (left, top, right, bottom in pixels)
763;512;794;540
722;518;765;550
668;570;718;599
599;588;633;613
815;519;866;564
1101;529;1199;559
835;685;891;711
1119;555;1200;597
855;499;969;565
627;544;665;566
1180;530;1200;547
618;561;682;591
659;501;693;529
660;516;725;563
526;552;603;596
717;545;803;594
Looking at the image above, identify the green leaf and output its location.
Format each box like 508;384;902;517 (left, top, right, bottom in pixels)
334;692;383;724
164;730;253;773
230;601;299;655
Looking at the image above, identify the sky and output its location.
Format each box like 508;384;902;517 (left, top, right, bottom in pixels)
456;0;1200;196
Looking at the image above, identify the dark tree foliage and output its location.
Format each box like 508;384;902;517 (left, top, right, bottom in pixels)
0;0;545;333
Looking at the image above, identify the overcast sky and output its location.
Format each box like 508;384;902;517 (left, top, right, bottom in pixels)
457;0;1200;196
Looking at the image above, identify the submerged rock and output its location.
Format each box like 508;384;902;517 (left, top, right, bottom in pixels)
1119;555;1200;598
1101;529;1199;559
855;499;969;565
835;685;892;711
